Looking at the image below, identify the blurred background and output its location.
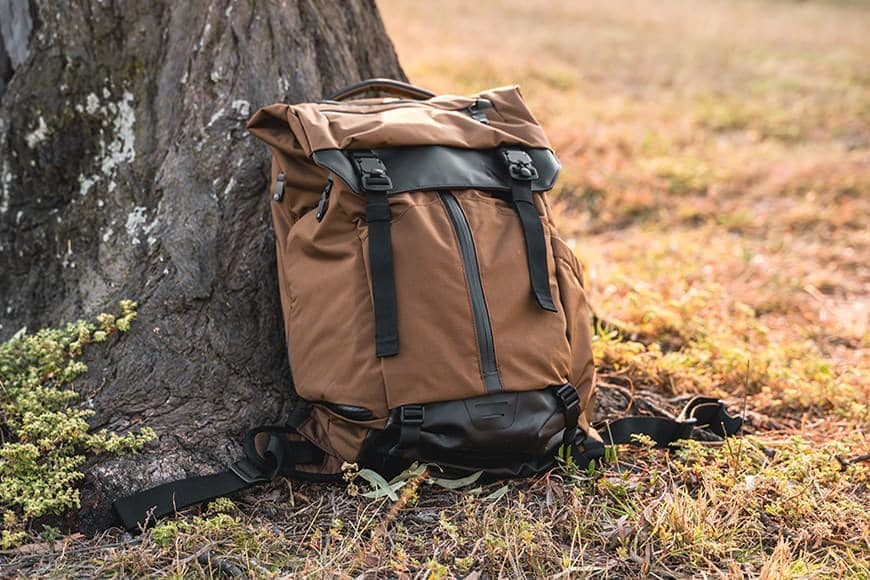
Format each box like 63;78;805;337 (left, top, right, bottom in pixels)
378;0;868;427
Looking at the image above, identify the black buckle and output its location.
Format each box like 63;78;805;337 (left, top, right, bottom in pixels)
556;384;580;409
399;405;424;426
466;98;493;124
229;458;271;485
352;153;393;192
501;149;539;181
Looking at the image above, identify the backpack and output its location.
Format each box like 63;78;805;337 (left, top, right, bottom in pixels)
114;79;742;530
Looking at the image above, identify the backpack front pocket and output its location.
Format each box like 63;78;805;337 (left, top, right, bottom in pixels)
284;210;389;418
357;192;487;409
357;189;573;410
451;189;572;393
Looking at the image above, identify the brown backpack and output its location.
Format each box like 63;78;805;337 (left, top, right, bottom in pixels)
114;80;741;529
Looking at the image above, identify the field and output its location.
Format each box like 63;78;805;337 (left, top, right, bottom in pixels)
376;0;869;436
2;0;868;577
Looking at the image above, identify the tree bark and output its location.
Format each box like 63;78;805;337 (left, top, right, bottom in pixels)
0;0;405;533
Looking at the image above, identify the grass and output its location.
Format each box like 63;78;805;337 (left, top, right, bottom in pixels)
3;439;866;577
2;0;868;576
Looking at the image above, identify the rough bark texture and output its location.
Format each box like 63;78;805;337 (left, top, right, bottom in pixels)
0;0;405;533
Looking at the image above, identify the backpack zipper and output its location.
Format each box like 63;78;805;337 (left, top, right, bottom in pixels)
316;177;333;222
319;98;493;123
465;98;493;124
439;191;503;392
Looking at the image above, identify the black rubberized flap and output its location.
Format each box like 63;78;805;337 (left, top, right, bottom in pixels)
311;146;560;195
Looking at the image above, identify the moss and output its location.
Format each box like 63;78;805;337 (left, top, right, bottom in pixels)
0;300;155;545
151;521;180;548
119;57;147;87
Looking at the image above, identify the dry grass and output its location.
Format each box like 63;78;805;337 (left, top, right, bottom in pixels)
3;0;868;576
3;439;867;577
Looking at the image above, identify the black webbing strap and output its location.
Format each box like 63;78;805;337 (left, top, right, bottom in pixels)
594;396;744;450
501;149;557;312
350;150;399;358
393;404;424;454
113;468;255;532
556;384;581;446
598;416;696;448
113;427;324;531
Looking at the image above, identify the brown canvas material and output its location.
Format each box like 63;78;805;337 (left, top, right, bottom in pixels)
247;85;597;468
250;86;552;154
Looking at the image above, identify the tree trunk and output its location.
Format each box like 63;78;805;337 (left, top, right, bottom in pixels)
0;0;405;533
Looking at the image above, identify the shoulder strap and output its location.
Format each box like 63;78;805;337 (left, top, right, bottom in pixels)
113;422;325;531
576;396;743;463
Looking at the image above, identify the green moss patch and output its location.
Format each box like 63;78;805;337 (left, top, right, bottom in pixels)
0;301;155;548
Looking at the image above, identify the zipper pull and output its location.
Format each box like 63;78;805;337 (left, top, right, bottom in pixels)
272;172;286;202
316;177;333;222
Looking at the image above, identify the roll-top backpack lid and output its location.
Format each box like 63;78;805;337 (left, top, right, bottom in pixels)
247;81;560;195
247;85;552;155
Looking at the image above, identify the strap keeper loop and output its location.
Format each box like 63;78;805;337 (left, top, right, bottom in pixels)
229;459;271;485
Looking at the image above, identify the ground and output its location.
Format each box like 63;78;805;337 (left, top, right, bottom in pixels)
1;0;868;577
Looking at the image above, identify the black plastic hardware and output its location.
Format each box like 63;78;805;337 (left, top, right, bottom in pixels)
556;384;580;410
466;98;493;124
399;405;424;426
316;178;333;222
272;172;286;201
353;155;393;192
229;458;271;485
501;149;539;181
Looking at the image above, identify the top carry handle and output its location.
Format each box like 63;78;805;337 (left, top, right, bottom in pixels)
324;78;436;102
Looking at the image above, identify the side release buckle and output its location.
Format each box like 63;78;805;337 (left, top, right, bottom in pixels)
352;153;393;192
556;384;580;410
501;149;539;181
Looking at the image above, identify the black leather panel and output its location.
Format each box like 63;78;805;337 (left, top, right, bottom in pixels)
357;385;576;478
311;146;560;195
324;403;376;421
